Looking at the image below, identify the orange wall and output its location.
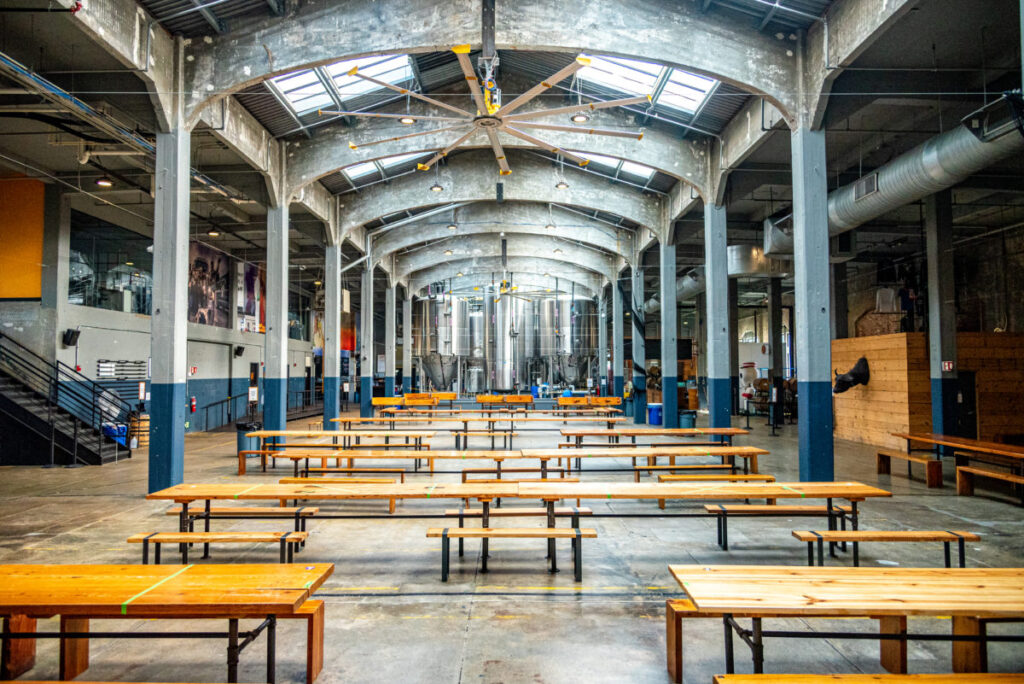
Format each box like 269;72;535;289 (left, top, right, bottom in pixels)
0;177;45;299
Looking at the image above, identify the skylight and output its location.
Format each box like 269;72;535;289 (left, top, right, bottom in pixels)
576;54;717;115
344;161;377;179
340;151;431;188
379;152;429;169
572;151;655;183
619;160;655;180
269;54;414;116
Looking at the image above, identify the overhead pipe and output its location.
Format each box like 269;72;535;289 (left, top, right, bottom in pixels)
765;94;1024;256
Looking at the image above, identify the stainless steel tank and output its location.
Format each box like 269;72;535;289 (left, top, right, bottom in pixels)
492;295;515;391
449;296;470;356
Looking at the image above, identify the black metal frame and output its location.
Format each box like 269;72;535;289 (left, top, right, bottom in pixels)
711;499;858;552
719;614;1024;675
439;523;585;583
804;532;968;568
3;615;278;683
139;532;302;564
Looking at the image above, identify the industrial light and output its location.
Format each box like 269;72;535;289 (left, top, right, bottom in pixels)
545;224;555;230
570;111;591;124
444;249;453;256
543;272;550;277
95;177;113;187
430;182;444;192
125;261;134;266
546;288;552;292
555;180;569;190
207;229;220;237
399;116;416;125
456;272;463;277
499;231;505;236
314;279;322;286
447;223;457;230
553;248;563;255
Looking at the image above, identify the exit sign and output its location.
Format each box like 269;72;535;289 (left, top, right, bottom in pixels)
942;361;955;372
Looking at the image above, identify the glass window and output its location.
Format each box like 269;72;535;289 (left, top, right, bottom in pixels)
659;69;716;113
328;54;413;101
68;211;152;315
344;161;378;179
289;290;310;341
578;55;661;94
270;69;333;114
572;151;620;169
619;160;654;180
379;152;429;169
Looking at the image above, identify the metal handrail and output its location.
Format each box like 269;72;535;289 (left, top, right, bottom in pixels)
200;392;251;431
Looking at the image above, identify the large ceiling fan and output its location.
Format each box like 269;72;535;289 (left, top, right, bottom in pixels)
318;46;649;175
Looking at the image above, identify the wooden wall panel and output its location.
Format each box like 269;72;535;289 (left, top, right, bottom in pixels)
958;333;1024;442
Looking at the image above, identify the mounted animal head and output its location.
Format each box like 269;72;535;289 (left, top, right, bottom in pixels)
833;356;870;394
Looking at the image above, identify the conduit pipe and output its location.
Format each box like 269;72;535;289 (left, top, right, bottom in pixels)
765;94;1024;256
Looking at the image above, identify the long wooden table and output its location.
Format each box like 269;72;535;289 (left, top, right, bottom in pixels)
521;446;770;474
894;431;1024;464
669;564;1024;676
246;429;435;451
257;449;522;476
0;563;333;683
561;427;749;447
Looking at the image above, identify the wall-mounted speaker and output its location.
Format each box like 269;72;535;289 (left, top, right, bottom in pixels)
234;345;245;358
62;328;80;347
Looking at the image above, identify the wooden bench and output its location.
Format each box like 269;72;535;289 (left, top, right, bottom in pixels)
704;504;853;551
302;467;406;482
426;527;596;581
657;473;774;483
633;463;736;482
443;505;593;555
460;466;565;482
127;531;307;564
793;529;981;567
165;506;318;552
556;440;722;449
458;430;518;449
877;448;943;488
957;465;1024;502
712;675;1024;683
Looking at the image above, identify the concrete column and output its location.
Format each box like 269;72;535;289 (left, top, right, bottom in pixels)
598;289;608;395
322;243;342;431
263;203;289;438
728;278;740;414
359;263;374;416
704;204;731;428
660;241;679;428
925;190;957;452
41;186;70;362
791;126;834;480
384;285;396;396
832;262;849;339
402;294;412;395
768;277;785;426
612;279;625;398
630;265;646;424
149;123;190;492
695;292;707;410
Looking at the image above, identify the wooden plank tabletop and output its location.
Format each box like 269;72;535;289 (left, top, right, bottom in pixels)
271;449;523;460
0;563;333;617
148;482;519;503
560;428;749;437
247;430;435;438
518;481;890;501
335;416;623;423
892;432;1024;460
669;565;1024;617
521;446;768;459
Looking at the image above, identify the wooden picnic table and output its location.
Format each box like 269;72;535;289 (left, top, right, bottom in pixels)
246;429;435;451
668;564;1024;676
251;449;523;476
561;427;749;447
893;431;1024;464
521;446;769;473
0;563;333;683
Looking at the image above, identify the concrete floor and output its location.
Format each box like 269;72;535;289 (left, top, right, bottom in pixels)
1;412;1023;683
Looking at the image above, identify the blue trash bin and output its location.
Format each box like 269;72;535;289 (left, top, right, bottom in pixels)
647;403;663;426
679;410;696;428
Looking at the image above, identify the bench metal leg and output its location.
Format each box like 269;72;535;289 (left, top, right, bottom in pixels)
266;615;276;684
959;537;966;568
458;509;464;557
751;618;764;674
807;541;814;566
721;514;729;551
852;541;860;567
227;618;239;683
441;531;450;582
280;539;287;564
944;541;952;568
155;543;161;565
723;616;735;674
573;530;582;582
142;539;149;565
202;500;212;559
817;538;824;567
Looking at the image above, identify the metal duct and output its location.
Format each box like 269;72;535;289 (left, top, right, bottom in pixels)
644;244;785;314
765;94;1024;256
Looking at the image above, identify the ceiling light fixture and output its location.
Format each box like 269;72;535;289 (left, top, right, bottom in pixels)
207;229;220;237
95;177;113;187
399;116;416;125
553;248;563;255
444;249;453;256
556;180;569;190
125;261;134;266
570;111;591;124
545;224;555;230
447;223;457;230
314;279;322;286
430;182;444;192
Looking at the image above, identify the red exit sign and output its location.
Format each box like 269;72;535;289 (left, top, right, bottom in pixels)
941;361;955;372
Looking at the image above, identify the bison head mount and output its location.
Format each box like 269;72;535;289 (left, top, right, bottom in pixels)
833;356;870;394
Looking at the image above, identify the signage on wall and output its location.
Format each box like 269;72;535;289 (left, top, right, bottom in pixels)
138;381;146;400
248;386;259;402
942;361;955;372
189;366;198;376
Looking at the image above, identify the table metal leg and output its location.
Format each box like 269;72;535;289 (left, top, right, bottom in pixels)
226;619;239;683
266;615;276;684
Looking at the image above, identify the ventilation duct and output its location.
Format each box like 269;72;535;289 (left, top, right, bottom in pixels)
765;94;1024;257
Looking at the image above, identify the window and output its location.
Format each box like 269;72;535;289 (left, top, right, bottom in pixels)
379;152;429;169
68;211;153;315
289;290;310;341
269;54;414;117
659;69;717;113
344;161;378;179
619;160;655;180
571;151;655;182
574;151;620;169
577;54;717;117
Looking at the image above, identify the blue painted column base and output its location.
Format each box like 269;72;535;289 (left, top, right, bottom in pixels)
148;382;185;493
263;377;288;446
931;377;959;456
613;376;624;399
385;376;395;398
707;377;731;428
662;375;679;428
323;376;340;431
360;377;373;417
798;380;834;481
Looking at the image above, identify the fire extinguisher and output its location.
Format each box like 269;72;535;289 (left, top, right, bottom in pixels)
190;396;196;413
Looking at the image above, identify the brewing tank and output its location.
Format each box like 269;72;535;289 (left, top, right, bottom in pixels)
492;295;514;390
449;297;470;356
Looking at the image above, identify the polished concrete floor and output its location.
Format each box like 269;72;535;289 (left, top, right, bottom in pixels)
1;411;1023;683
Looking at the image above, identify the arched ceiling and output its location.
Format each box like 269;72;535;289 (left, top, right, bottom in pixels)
339;149;664;239
406;257;603;297
183;0;800;123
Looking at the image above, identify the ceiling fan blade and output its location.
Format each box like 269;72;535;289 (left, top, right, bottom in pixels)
484;129;511;176
495;56;590;117
510;121;644;140
347;124;470;150
317;109;471;122
503;127;589;167
452;45;490;116
415;128;481;171
503;95;652;122
347;67;472;117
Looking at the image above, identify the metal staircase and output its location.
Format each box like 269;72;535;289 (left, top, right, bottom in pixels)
0;331;132;466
